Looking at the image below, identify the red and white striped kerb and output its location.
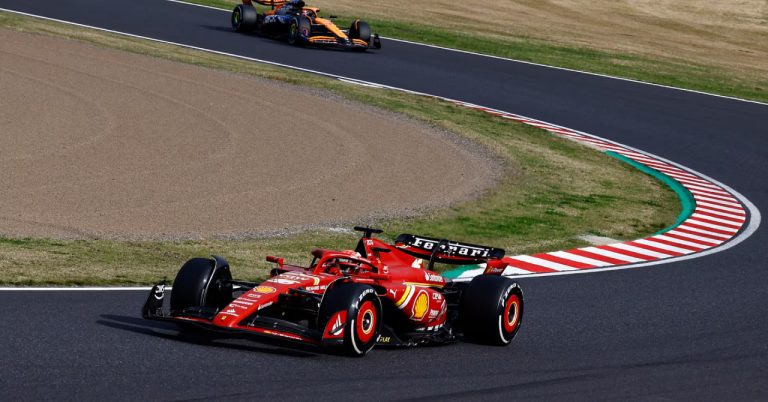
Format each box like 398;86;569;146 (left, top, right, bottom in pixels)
447;101;747;278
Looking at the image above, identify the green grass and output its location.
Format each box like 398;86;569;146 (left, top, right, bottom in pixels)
183;0;768;104
0;12;679;285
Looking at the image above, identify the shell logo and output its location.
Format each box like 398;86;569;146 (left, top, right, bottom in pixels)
412;291;429;320
255;286;276;294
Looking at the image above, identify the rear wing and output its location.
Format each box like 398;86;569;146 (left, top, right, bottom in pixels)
394;234;505;265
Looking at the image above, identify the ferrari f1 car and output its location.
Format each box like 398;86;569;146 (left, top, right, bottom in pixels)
231;0;381;50
142;227;523;356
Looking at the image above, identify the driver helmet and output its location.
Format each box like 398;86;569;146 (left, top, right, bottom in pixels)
287;0;305;11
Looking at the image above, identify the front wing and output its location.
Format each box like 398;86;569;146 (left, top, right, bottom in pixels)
142;284;324;346
141;283;450;349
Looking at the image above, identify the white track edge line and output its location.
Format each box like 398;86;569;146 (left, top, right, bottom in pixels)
0;7;761;289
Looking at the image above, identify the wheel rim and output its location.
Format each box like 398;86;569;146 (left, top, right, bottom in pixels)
502;294;521;333
356;300;377;343
289;24;298;43
233;9;240;26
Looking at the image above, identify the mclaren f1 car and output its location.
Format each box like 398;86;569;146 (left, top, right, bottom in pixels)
231;0;381;51
142;227;523;356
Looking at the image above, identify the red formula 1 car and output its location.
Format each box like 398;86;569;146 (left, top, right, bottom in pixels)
142;227;523;356
231;0;381;51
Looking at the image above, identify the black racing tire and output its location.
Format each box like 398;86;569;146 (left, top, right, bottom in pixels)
348;20;371;42
288;16;311;46
348;20;371;52
170;257;233;314
231;4;258;33
318;282;382;356
460;275;524;345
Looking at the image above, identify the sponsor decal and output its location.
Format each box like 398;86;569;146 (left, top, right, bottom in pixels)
257;301;274;311
428;309;440;319
255;286;276;294
411;259;423;269
358;288;375;301
305;285;327;292
267;278;299;285
263;15;279;24
263;329;302;341
281;273;320;285
423;272;443;283
325;311;346;339
412;291;429;320
377;335;391;343
502;285;514;301
410;237;431;249
331;314;344;336
152;284;165;300
410;237;491;258
219;309;240;317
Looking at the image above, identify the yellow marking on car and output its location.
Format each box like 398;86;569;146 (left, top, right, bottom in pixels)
395;284;413;307
403;282;444;288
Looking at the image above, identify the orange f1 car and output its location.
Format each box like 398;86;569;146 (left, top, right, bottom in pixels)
231;0;381;51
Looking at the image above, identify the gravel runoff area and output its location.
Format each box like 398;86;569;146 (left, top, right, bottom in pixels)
0;29;499;240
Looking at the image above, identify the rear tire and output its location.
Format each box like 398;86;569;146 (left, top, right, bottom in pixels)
232;4;258;33
460;275;523;345
318;283;382;356
170;257;233;314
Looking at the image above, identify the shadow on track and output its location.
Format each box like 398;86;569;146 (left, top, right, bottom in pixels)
97;314;319;358
200;24;233;33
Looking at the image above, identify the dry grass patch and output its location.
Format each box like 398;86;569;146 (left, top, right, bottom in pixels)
203;0;768;74
307;0;768;76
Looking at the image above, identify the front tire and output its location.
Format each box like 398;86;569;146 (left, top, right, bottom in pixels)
318;283;382;356
232;4;258;33
348;19;372;43
170;257;233;314
460;275;524;345
348;20;371;52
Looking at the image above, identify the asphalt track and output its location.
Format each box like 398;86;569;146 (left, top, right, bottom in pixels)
1;0;767;400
